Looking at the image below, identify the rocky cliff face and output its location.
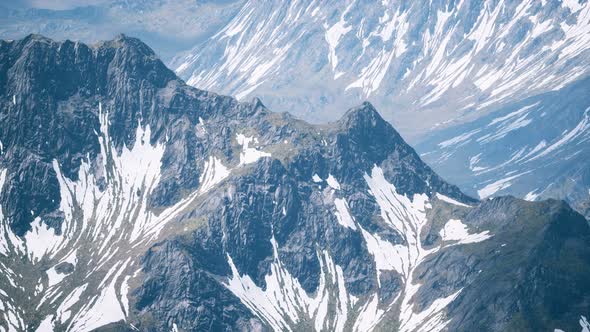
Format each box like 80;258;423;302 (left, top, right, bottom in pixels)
0;35;589;332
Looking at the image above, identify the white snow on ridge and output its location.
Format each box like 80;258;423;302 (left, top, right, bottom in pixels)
360;226;408;285
469;153;485;172
401;289;462;332
477;172;529;199
46;266;66;288
56;283;88;324
69;260;130;332
439;219;492;245
524;190;539;201
24;217;62;263
333;198;357;230
224;236;353;332
323;1;355;75
199;156;230;193
435;193;472;208
478;114;534;144
327;174;341;190
236;133;271;165
488;102;540;126
312;174;322;183
346;8;410;95
36;315;54;332
363;165;493;332
529;107;590;161
438;129;480;149
0;104;216;332
353;294;385;332
120;276;131;317
563;0;584;12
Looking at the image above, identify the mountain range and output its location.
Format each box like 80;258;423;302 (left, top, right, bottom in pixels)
170;0;590;222
418;74;590;221
173;0;590;139
0;34;589;332
3;0;590;216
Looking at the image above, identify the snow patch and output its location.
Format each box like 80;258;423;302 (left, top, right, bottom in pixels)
439;219;492;245
333;198;357;230
563;0;584;12
56;283;87;324
312;174;322;183
326;174;341;190
236;134;271;165
477;172;529;198
199;156;230;193
435;193;471;208
36;315;54;332
360;226;407;285
46;266;66;288
224;236;353;331
324;8;352;72
69;261;129;332
524;190;539;201
438;129;480;148
353;294;384;332
24;217;62;263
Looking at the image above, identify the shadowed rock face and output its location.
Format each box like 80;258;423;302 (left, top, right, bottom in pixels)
0;35;589;332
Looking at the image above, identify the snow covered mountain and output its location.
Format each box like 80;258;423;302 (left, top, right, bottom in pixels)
417;75;590;220
1;35;590;332
173;0;590;139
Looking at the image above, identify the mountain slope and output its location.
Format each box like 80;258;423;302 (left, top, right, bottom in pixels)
0;35;589;332
417;75;590;220
173;0;590;139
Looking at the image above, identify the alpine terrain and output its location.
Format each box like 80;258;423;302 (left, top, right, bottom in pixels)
173;0;590;139
170;0;590;227
0;0;246;62
418;75;590;221
1;35;589;332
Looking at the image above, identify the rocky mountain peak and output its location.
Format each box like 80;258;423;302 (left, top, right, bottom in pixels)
0;34;189;235
328;101;474;204
337;101;400;142
336;101;403;150
98;33;176;88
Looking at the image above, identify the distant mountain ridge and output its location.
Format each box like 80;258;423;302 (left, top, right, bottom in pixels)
417;75;590;221
0;0;245;62
173;0;590;139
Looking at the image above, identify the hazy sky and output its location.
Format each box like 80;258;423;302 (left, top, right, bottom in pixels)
23;0;111;10
0;0;245;62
